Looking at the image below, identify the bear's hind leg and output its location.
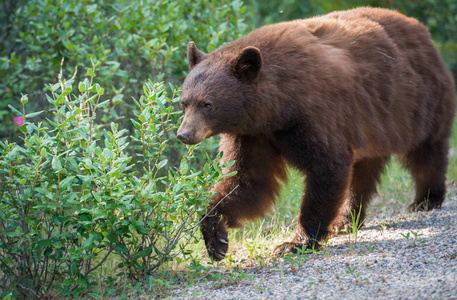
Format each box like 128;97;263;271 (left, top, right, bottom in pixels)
332;156;389;233
403;139;449;212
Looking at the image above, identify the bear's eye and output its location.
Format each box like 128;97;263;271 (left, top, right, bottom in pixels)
204;103;212;111
181;102;187;112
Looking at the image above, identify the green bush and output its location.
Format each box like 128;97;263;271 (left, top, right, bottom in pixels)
0;0;247;141
0;64;226;298
0;1;247;297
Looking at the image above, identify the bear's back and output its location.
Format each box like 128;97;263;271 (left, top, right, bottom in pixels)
200;7;454;156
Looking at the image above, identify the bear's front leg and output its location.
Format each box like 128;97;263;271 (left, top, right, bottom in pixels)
274;157;353;256
202;134;287;260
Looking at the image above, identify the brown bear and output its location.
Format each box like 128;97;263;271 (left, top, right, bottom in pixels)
177;7;456;260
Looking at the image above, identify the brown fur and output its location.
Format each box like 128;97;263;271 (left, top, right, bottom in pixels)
177;7;456;260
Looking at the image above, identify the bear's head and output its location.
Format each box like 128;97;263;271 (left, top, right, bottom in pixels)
177;42;262;145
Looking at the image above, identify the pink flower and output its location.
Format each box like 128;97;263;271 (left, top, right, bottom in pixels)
5;88;11;92
13;116;24;126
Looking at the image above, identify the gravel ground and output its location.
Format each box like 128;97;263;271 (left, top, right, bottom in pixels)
173;185;457;299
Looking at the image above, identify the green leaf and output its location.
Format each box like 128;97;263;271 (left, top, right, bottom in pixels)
5;227;23;237
46;94;55;105
43;247;53;256
46;118;58;128
52;212;61;225
77;276;88;288
111;122;118;133
180;160;188;175
79;82;86;92
132;97;141;108
224;171;237;177
82;233;96;249
25;110;43;118
173;181;183;193
87;68;95;77
37;239;53;247
51;83;60;91
135;225;149;234
212;160;222;174
103;148;113;160
18;124;27;133
203;163;211;174
86;3;97;14
92;192;101;203
93;208;106;221
8;104;22;116
112;94;123;105
116;242;128;253
87;93;98;105
62;278;75;286
56;93;64;105
60;176;75;188
157;159;168;169
95;146;102;156
133;249;152;260
52;156;61;171
107;231;118;243
96;99;110;108
131;119;142;130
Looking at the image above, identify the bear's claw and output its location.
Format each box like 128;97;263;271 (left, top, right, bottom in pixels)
407;200;442;212
201;213;229;261
272;241;308;257
330;215;352;234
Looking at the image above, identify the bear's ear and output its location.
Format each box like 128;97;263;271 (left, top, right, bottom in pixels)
233;46;262;81
188;41;205;69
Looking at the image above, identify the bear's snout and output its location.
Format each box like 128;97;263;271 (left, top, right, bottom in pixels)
177;131;192;144
177;115;213;145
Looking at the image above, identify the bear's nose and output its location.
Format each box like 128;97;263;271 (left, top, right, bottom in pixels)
177;132;192;144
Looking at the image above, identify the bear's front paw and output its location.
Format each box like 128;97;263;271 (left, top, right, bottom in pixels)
201;213;228;261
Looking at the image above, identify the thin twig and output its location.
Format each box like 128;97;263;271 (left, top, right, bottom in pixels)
85;245;115;276
18;284;40;298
